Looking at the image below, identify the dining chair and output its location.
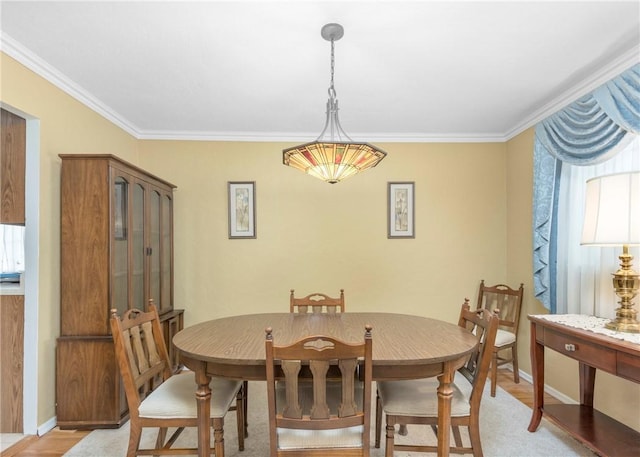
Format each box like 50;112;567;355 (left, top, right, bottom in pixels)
110;302;246;456
375;300;499;457
264;324;373;456
476;280;524;396
289;289;345;314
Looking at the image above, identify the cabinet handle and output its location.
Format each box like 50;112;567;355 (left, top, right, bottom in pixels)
564;343;576;352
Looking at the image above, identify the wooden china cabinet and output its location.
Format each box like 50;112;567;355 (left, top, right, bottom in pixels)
56;154;183;429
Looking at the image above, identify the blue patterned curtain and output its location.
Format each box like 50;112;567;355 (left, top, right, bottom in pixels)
533;63;640;312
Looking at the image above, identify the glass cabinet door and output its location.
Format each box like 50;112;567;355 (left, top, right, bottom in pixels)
131;182;145;311
111;176;129;316
160;192;173;314
149;189;161;309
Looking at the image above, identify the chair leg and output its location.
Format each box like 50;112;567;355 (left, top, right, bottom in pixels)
127;421;143;457
491;350;498;397
213;417;225;457
512;345;520;384
236;386;245;451
452;425;463;448
155;427;167;449
468;416;484;457
384;422;395;457
375;390;382;448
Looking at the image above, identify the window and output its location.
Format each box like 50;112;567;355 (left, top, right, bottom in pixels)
0;224;25;276
556;137;640;316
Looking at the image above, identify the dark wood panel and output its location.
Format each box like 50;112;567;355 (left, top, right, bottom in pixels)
0;109;26;224
60;158;110;335
58;154;176;190
617;351;640;383
544;404;640;456
56;337;123;429
0;295;24;432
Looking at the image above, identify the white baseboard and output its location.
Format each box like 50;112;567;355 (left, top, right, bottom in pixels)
509;366;577;405
37;416;56;436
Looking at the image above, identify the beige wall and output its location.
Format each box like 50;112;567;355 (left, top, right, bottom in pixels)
2;50;638;433
137;140;508;326
1;53;139;425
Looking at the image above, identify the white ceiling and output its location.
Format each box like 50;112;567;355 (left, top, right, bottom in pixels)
1;1;639;142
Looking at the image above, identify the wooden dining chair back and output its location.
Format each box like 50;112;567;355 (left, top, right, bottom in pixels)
375;301;499;457
289;289;345;314
265;325;373;457
476;280;524;396
110;301;246;456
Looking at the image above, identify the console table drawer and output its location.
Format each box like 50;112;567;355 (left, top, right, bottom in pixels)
618;352;640;383
543;327;616;372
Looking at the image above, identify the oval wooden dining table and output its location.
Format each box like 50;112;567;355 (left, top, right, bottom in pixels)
173;312;478;457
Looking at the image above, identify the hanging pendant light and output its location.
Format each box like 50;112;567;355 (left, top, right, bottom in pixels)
283;23;387;184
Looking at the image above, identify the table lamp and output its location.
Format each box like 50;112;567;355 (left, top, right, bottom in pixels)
581;171;640;333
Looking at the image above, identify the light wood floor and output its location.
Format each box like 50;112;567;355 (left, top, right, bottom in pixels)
1;369;561;457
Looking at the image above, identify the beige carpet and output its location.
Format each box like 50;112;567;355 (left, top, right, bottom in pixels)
65;377;596;457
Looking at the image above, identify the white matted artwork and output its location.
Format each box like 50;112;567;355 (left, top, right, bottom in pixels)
388;182;414;238
228;181;256;239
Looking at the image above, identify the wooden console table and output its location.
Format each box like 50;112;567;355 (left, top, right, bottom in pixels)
528;314;640;456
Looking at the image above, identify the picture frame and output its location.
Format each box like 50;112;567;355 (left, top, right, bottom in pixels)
388;182;415;238
114;181;127;240
228;181;256;239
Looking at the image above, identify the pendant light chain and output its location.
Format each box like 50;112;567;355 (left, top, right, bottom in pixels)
329;38;337;100
323;35;348;142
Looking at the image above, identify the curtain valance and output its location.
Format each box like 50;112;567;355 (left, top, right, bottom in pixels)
533;63;640;311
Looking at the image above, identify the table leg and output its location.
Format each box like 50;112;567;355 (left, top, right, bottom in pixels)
437;363;454;457
579;362;596;407
528;322;544;432
194;363;212;457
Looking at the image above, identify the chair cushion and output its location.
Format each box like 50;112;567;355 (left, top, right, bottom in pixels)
494;328;516;347
277;425;365;449
275;380;365;449
377;377;470;418
138;372;241;419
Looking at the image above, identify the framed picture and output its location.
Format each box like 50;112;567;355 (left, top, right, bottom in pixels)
114;181;127;240
228;181;256;239
388;182;415;238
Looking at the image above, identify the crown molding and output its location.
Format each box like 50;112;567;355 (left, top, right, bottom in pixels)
1;32;141;138
136;130;507;143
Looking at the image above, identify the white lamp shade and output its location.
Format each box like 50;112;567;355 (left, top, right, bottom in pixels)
581;171;640;246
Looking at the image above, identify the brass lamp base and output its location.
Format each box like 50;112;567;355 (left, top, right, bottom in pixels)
606;246;640;334
606;319;640;333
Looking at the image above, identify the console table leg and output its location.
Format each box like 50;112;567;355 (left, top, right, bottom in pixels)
579;362;596;407
528;322;544;432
